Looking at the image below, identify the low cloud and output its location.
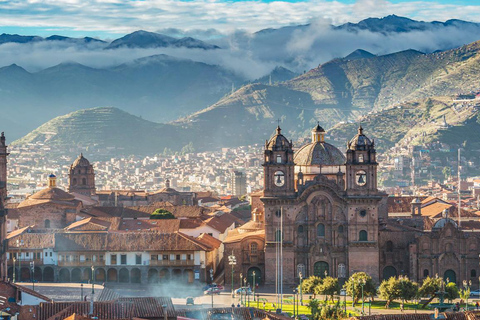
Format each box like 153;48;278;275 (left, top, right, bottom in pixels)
2;21;480;80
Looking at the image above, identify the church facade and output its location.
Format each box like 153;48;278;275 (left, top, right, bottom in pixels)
260;124;385;285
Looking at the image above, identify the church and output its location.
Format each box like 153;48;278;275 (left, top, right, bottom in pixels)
225;123;480;287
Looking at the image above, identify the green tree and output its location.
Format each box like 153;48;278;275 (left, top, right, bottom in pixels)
419;276;442;308
301;276;323;299
307;299;320;319
445;282;459;302
378;277;399;308
181;142;195;155
316;276;339;302
344;272;376;305
150;208;176;219
398;276;419;303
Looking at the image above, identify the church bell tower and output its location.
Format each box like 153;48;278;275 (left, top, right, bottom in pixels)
0;133;8;280
263;126;295;198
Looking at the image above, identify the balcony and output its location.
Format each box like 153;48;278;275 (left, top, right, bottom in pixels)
147;260;195;267
58;260;106;267
7;258;44;266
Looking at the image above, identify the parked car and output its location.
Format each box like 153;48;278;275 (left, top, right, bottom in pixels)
470;289;480;297
234;287;252;295
202;283;220;291
186;297;195;305
204;287;222;295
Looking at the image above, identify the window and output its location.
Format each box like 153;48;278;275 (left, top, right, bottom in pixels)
26;252;29;257
111;254;117;265
359;230;368;241
358;154;364;163
99;255;104;261
275;209;281;217
176;254;181;260
45;252;47;257
298;225;304;233
170;254;175;260
423;269;429;277
317;223;325;237
163;254;168;261
359;210;367;217
275;230;282;242
386;241;394;252
338;225;344;233
151;255;158;261
276;155;282;163
471;269;477;277
80;255;86;262
82;178;87;185
250;243;258;254
121;254;127;265
187;254;192;260
92;255;96;262
338;263;346;278
45;219;50;228
136;254;142;265
181;254;187;260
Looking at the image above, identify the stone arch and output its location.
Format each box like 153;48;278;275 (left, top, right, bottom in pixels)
71;268;82;282
148;269;159;283
20;267;30;281
82;268;92;282
82;178;87;185
7;267;18;282
184;269;194;283
95;268;106;282
423;269;429;278
131;268;141;283
172;269;182;280
160;268;170;281
382;266;397;280
119;268;129;283
313;261;329;278
43;267;54;282
59;268;70;282
107;268;118;282
33;266;42;282
247;267;262;285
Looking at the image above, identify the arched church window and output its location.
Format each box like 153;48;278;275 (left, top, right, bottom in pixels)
72;178;77;186
338;263;346;278
275;209;281;217
386;241;393;252
298;225;304;233
423;269;429;277
82;178;87;185
338;225;344;233
45;219;50;228
276;155;282;163
359;230;368;241
471;269;477;278
317;224;325;237
250;243;258;255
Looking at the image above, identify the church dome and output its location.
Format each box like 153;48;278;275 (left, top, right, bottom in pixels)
29;187;75;201
72;153;91;168
294;142;346;166
266;126;292;151
294;123;346;166
433;218;457;229
348;126;373;151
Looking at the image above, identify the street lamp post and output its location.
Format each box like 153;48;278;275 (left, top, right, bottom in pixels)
299;272;303;306
293;289;297;318
359;278;366;315
253;271;256;301
352;280;355;308
29;261;35;291
463;280;472;310
90;265;95;315
340;289;346;314
210;269;214;308
244;277;248;306
81;283;84;301
239;273;243;306
12;257;16;283
228;253;236;298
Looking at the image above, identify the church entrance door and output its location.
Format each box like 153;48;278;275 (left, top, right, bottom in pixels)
247;267;262;286
444;270;456;285
382;266;397;281
313;261;329;278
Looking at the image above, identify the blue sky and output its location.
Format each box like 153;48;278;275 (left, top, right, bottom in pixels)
1;0;480;39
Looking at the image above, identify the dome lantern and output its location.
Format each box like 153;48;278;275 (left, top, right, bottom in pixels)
312;122;325;143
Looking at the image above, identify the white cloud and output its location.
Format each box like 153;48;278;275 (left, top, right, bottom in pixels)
1;0;480;37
